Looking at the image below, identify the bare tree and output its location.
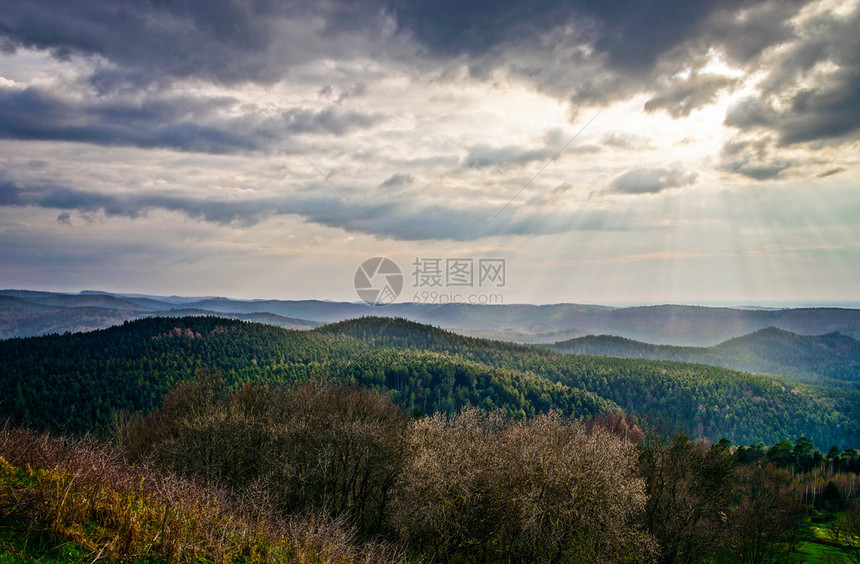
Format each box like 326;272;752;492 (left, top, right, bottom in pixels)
835;501;860;564
638;431;734;564
725;464;805;564
391;408;655;563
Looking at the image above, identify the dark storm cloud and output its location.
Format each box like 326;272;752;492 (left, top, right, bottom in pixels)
724;6;860;147
716;5;860;180
0;0;390;86
392;0;750;69
3;0;856;193
605;166;696;195
0;0;746;80
725;77;860;147
0;86;382;152
702;0;807;65
390;0;811;109
0;0;809;99
3;0;839;146
0;0;272;83
403;1;834;144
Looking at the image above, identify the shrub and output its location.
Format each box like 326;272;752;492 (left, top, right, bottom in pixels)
116;376;409;534
390;408;654;562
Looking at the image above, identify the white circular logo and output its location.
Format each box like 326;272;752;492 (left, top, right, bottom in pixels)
354;257;403;306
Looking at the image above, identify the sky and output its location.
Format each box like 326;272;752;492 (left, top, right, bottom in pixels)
0;0;858;305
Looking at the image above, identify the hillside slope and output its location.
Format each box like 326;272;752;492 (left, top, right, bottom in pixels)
316;317;860;446
2;315;859;446
0;316;609;434
552;327;860;382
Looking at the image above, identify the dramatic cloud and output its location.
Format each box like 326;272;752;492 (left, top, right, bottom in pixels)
0;0;857;302
0;176;642;241
0;0;817;109
394;0;755;69
0;86;382;152
0;0;396;86
390;0;818;111
724;5;860;146
697;0;808;65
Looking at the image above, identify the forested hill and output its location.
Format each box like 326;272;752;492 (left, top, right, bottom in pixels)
0;316;609;435
3;315;859;447
317;318;860;446
551;327;860;382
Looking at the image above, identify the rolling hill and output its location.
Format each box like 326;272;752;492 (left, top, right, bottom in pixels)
2;315;859;447
552;327;860;383
0;316;610;436
3;290;860;346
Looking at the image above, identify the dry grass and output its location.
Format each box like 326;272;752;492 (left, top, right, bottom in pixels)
0;423;404;563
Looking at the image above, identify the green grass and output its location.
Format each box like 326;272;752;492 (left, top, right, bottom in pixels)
0;526;93;564
792;516;854;564
795;541;851;563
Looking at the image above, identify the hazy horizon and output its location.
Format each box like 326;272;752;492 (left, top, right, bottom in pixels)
4;287;860;311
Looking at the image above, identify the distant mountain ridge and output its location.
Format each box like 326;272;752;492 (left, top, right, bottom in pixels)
2;290;860;347
139;309;322;330
552;327;860;383
0;291;322;338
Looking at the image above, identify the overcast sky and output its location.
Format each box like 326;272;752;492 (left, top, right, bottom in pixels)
0;0;858;305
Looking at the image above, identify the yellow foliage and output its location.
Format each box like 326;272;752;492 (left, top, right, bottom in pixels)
0;453;369;563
